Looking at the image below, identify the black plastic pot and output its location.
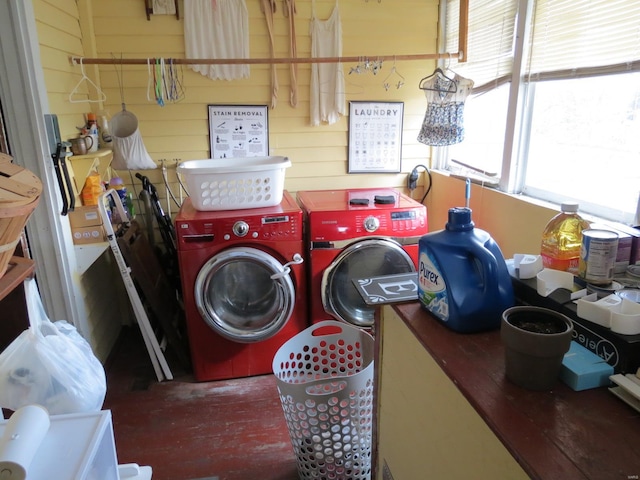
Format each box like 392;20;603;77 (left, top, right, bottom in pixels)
501;306;573;391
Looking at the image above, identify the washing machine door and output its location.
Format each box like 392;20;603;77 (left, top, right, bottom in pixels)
195;247;296;343
322;238;415;328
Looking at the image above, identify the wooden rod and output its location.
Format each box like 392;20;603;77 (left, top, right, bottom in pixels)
70;52;462;66
458;0;469;63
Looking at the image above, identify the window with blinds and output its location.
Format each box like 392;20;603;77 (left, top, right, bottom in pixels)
441;0;640;224
444;0;516;90
527;0;640;80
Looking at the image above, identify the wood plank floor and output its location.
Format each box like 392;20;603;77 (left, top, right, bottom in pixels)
103;327;300;480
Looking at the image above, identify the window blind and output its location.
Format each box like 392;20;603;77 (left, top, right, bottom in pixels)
444;0;517;89
527;0;640;80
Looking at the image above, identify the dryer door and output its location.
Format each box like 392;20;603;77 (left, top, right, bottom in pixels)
195;247;295;342
322;238;415;327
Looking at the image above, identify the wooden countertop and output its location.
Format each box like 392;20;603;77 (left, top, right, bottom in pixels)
391;302;640;480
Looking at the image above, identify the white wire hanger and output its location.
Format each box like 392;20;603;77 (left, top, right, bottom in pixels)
383;58;405;91
69;58;107;104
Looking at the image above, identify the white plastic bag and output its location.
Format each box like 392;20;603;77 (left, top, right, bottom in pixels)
0;279;106;414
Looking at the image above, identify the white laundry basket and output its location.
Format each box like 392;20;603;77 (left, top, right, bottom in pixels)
177;156;291;211
272;321;375;480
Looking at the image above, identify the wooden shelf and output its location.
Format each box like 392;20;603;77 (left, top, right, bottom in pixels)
0;256;35;352
67;149;112;199
75;242;109;275
0;256;35;302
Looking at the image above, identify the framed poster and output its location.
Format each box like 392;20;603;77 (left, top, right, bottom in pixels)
348;101;404;173
208;105;269;158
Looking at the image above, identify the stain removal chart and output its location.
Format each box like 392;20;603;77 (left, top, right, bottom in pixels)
348;101;404;173
208;105;269;158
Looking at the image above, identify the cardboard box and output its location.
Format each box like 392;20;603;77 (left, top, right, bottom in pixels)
72;225;106;245
69;205;103;229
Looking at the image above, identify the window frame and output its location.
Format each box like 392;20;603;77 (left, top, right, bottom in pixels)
439;0;640;224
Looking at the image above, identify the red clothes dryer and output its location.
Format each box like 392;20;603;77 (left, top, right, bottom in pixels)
176;191;308;381
297;188;428;330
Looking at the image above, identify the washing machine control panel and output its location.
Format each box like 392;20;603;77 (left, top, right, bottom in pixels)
363;215;380;232
233;221;250;237
176;212;302;248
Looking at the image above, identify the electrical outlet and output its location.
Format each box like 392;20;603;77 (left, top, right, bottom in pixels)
407;169;419;190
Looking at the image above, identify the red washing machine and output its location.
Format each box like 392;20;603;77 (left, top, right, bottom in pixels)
175;191;308;382
297;188;428;330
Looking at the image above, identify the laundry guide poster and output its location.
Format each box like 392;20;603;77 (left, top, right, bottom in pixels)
348;101;404;173
208;105;269;158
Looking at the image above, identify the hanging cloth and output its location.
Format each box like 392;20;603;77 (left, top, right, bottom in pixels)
184;0;250;81
110;108;156;170
284;0;298;107
417;72;474;146
260;0;279;108
310;0;346;126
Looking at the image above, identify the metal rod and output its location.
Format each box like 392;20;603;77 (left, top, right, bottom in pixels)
70;52;463;66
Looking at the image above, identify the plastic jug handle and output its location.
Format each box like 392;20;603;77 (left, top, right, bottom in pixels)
469;239;499;296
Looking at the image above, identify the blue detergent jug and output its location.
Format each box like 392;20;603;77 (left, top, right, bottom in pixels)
418;207;514;332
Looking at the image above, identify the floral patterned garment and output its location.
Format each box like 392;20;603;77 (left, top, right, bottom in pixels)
417;73;474;146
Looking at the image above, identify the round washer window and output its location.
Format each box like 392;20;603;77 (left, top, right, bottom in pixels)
195;247;294;342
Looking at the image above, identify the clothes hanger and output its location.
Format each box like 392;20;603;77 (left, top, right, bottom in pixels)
166;58;185;103
418;67;457;94
382;58;405;91
146;58;154;102
69;58;107;103
320;69;364;96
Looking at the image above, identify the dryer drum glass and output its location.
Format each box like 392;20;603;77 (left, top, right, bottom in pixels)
323;240;415;327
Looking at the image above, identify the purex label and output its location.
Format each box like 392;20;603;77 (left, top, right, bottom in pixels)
418;250;449;321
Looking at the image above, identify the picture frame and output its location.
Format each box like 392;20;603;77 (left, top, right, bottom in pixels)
208;104;269;159
348;101;404;173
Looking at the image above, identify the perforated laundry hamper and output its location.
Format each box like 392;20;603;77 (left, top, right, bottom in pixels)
273;321;375;480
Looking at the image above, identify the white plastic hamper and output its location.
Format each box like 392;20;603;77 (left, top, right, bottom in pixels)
272;321;375;480
177;156;290;211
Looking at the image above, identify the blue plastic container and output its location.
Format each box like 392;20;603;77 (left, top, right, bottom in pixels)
418;207;514;333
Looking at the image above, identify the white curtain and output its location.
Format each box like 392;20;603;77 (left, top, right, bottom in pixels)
184;0;250;81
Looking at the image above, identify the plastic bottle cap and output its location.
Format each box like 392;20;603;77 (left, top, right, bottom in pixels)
446;207;474;231
109;177;124;188
560;201;579;213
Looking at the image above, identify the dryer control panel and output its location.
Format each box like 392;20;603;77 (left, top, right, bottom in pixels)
175;193;303;250
298;188;428;242
306;207;427;241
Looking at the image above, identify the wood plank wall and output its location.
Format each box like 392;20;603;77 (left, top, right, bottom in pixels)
83;0;438;198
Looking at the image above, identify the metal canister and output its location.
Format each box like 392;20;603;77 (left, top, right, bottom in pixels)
579;229;619;285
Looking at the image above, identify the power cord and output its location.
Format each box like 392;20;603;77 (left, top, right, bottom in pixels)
407;164;432;204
